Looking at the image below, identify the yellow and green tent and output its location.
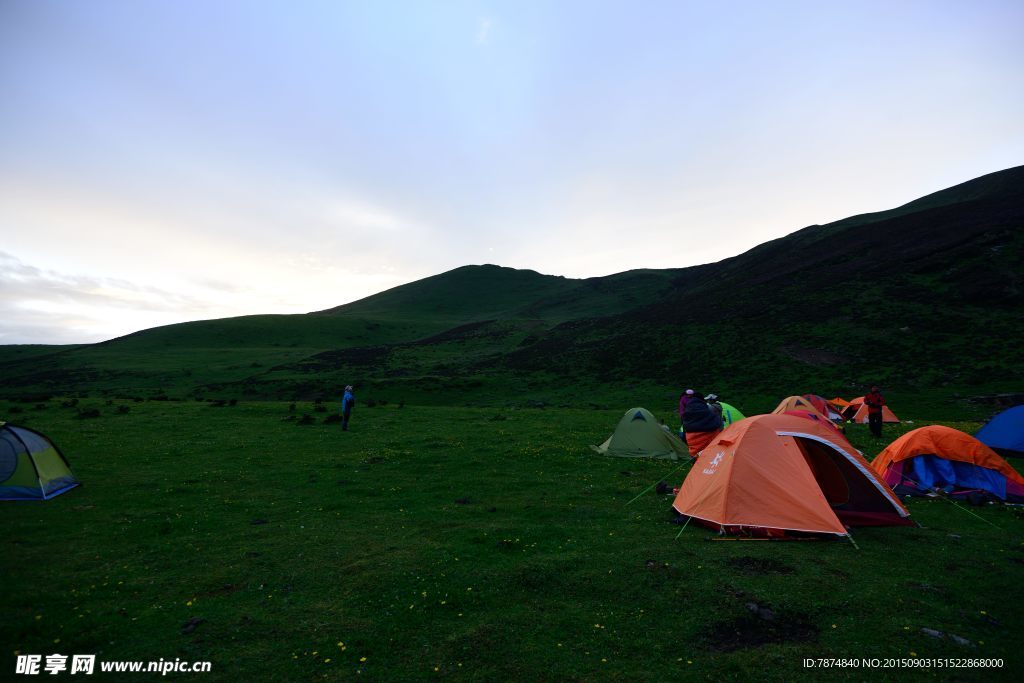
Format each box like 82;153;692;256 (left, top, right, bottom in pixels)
0;422;79;500
591;407;689;460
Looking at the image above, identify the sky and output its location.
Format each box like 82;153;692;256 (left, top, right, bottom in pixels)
1;0;1023;344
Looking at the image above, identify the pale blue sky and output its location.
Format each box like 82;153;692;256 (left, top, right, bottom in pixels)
2;0;1022;343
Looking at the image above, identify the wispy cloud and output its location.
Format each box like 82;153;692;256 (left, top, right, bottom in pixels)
0;252;224;344
476;18;493;45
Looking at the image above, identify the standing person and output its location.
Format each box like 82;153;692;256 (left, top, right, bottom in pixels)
682;393;724;458
341;385;356;431
678;389;696;427
705;393;723;422
864;385;885;438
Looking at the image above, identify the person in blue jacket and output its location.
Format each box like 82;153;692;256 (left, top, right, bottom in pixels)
341;385;356;431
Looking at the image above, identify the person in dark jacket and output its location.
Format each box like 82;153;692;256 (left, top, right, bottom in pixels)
682;394;724;457
864;385;885;438
341;385;356;431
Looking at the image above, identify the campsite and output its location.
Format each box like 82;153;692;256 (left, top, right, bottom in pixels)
3;396;1023;679
2;165;1023;679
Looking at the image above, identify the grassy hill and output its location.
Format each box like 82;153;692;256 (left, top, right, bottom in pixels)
1;165;1022;415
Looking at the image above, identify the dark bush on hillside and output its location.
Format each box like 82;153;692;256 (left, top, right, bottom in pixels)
314;404;327;412
288;403;296;412
7;406;24;414
105;399;113;406
151;394;169;401
133;397;145;403
33;404;47;411
209;400;227;408
324;413;343;424
365;399;377;408
76;408;101;419
61;399;79;408
228;399;237;406
16;394;52;403
379;399;388;406
116;405;131;414
297;414;315;425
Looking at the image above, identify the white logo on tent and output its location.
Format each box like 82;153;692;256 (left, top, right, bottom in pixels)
702;451;725;475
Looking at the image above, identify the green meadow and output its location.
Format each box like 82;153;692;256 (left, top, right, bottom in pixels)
3;399;1022;681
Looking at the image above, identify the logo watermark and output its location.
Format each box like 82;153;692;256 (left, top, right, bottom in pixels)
15;654;211;676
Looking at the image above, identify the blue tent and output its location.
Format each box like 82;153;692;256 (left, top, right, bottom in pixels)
976;405;1024;458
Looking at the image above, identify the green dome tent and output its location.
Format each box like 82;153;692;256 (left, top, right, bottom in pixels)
591;407;689;460
719;402;746;427
0;423;79;500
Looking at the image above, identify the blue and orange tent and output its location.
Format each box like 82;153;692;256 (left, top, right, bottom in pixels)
872;425;1024;502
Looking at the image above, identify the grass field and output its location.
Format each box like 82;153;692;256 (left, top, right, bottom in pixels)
3;399;1023;681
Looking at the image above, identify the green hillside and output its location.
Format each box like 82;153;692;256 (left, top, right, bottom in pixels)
319;264;682;323
1;165;1022;411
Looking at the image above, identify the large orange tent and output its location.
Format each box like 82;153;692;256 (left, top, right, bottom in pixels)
672;414;911;537
872;425;1024;501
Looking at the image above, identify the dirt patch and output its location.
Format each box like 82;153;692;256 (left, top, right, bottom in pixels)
181;616;206;635
727;556;796;575
700;607;818;652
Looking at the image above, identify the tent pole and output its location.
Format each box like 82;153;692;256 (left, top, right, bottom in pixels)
899;474;1003;530
674;516;691;540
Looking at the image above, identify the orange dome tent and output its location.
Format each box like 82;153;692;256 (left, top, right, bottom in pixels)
849;402;900;424
773;395;843;422
872;425;1024;501
772;395;829;420
672;414;911;537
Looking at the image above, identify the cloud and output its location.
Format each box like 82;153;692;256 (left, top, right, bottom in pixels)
0;252;224;344
476;18;493;45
